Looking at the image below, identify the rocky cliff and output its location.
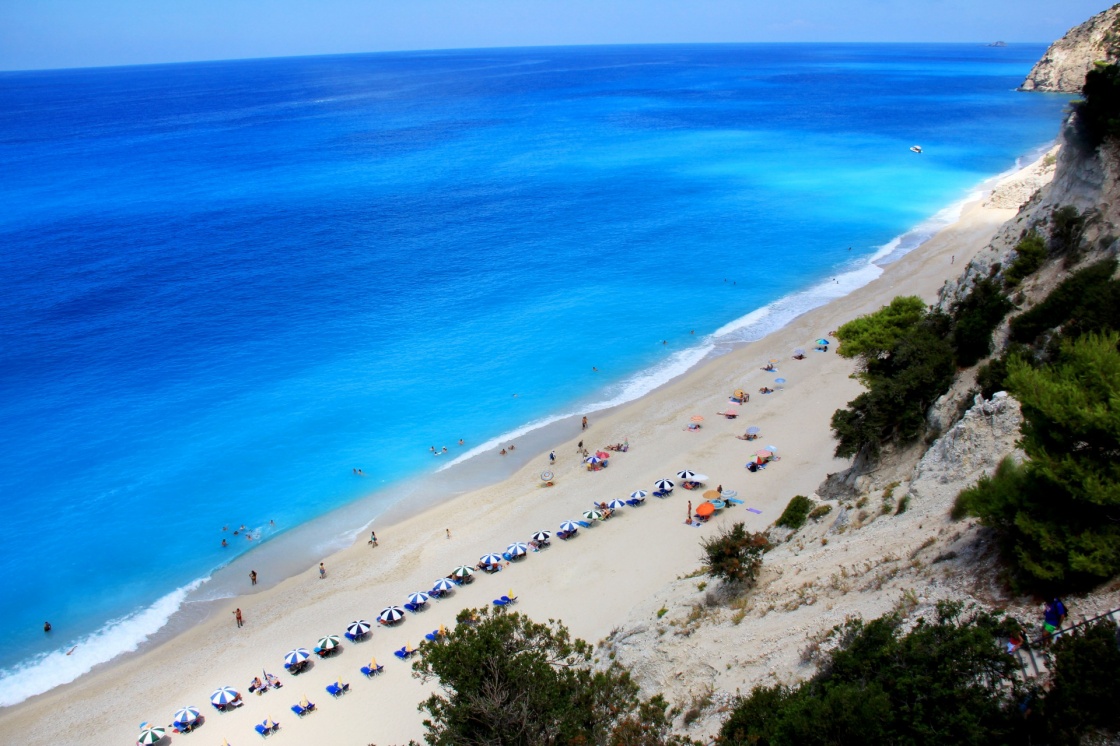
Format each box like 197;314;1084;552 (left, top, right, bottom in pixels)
1021;3;1120;92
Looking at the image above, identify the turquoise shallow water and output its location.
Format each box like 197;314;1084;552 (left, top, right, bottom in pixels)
0;43;1068;704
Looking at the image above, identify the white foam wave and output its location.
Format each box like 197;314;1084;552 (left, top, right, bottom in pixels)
0;578;206;708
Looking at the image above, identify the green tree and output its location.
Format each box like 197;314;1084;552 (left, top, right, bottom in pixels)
700;522;768;585
1008;258;1120;346
413;607;693;746
956;333;1120;587
831;309;955;458
1003;230;1047;287
718;602;1024;745
950;277;1013;367
835;295;927;361
1034;620;1120;743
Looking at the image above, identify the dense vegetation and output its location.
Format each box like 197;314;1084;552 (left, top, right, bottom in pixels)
413;607;692;745
1074;62;1120;147
1031;619;1120;743
950;277;1013;367
718;602;1025;745
831;297;956;458
1008;258;1120;348
775;495;814;530
700;521;768;585
1003;231;1048;288
956;332;1120;589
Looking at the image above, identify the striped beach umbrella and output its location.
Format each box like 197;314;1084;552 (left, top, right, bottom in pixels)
347;620;372;637
746;426;760;434
676;470;696;480
210;687;240;706
584;456;602;465
172;706;199;725
506;542;529;557
138;726;166;745
531;530;551;542
540;471;554;481
629;490;648;500
607;499;627;510
431;577;456;593
654;478;675;491
583;509;603;521
480;553;504;566
318;634;341;650
379;606;406;623
406;591;430;606
559;521;579;533
451;565;474;578
284;648;310;667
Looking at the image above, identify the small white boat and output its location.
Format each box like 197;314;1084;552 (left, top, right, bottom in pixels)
910;145;923;154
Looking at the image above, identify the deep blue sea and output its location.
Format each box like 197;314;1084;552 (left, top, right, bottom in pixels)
0;43;1068;705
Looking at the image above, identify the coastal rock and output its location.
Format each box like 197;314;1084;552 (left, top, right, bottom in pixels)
1021;4;1120;92
909;392;1024;504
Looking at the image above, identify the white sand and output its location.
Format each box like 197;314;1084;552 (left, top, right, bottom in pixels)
0;172;1032;746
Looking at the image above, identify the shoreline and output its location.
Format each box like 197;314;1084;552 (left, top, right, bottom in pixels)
0;150;1056;743
0;147;1055;715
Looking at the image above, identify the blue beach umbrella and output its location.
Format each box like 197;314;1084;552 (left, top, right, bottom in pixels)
629;490;648;500
766;445;778;452
816;338;830;346
480;553;504;566
173;706;200;725
284;648;311;667
774;378;786;384
676;470;697;480
559;521;579;533
347;620;372;637
746;426;760;435
654;478;675;491
506;542;529;557
406;591;430;606
585;456;602;465
432;577;457;593
607;499;627;510
531;530;551;542
379;606;406;623
210;687;240;706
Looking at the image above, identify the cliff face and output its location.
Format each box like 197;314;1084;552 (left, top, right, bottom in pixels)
1021;3;1120;92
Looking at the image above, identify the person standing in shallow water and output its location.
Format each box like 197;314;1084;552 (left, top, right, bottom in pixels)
582;416;588;430
250;570;257;585
319;562;326;579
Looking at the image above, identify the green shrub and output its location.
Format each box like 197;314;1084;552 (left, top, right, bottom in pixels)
1008;258;1120;346
895;495;910;515
776;496;815;530
951;278;1013;367
1073;62;1120;147
1034;620;1120;742
1003;231;1047;287
1050;205;1087;265
808;505;832;521
700;522;768;585
719;602;1025;745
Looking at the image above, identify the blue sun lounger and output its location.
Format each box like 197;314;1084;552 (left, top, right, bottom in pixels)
576;520;592;528
360;662;384;677
326;682;349;697
291;701;315;717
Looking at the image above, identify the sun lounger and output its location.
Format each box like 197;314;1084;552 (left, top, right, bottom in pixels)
404;602;420;613
493;598;509;607
360;661;384;677
576;520;591;528
501;595;517;604
326;682;349;697
255;720;279;737
502;552;514;562
291;702;315;717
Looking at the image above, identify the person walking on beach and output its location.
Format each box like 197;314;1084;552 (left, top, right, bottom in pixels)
319;562;326;580
549;450;555;464
370;531;378;547
446;528;452;540
581;416;588;431
687;501;692;523
250;570;257;586
233;608;243;628
576;440;583;452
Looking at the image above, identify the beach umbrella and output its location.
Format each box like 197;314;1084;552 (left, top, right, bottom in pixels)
607;499;627;510
407;591;430;606
703;489;721;499
540;471;554;482
756;449;773;457
531;530;551;542
451;565;474;578
506;542;529;557
347;620;372;637
746;426;760;434
284;648;311;667
765;445;778;452
690;415;704;422
595;450;610;459
173;706;200;725
793;348;805;356
559;521;579;533
138;726;166;745
583;509;604;521
432;577;457;593
711;500;726;509
654;478;674;490
378;606;406;623
629;489;648;500
691;474;709;483
584;456;602;465
774;378;786;384
816;338;830;346
480;553;504;566
696;502;716;517
676;470;697;480
318;634;341;650
210;687;239;706
733;389;746;399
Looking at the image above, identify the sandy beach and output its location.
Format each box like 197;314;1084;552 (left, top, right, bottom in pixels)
0;159;1044;745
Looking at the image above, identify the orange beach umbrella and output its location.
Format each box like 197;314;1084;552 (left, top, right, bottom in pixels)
695;502;716;517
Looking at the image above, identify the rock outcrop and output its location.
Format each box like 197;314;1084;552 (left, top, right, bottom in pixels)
1021;4;1120;92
